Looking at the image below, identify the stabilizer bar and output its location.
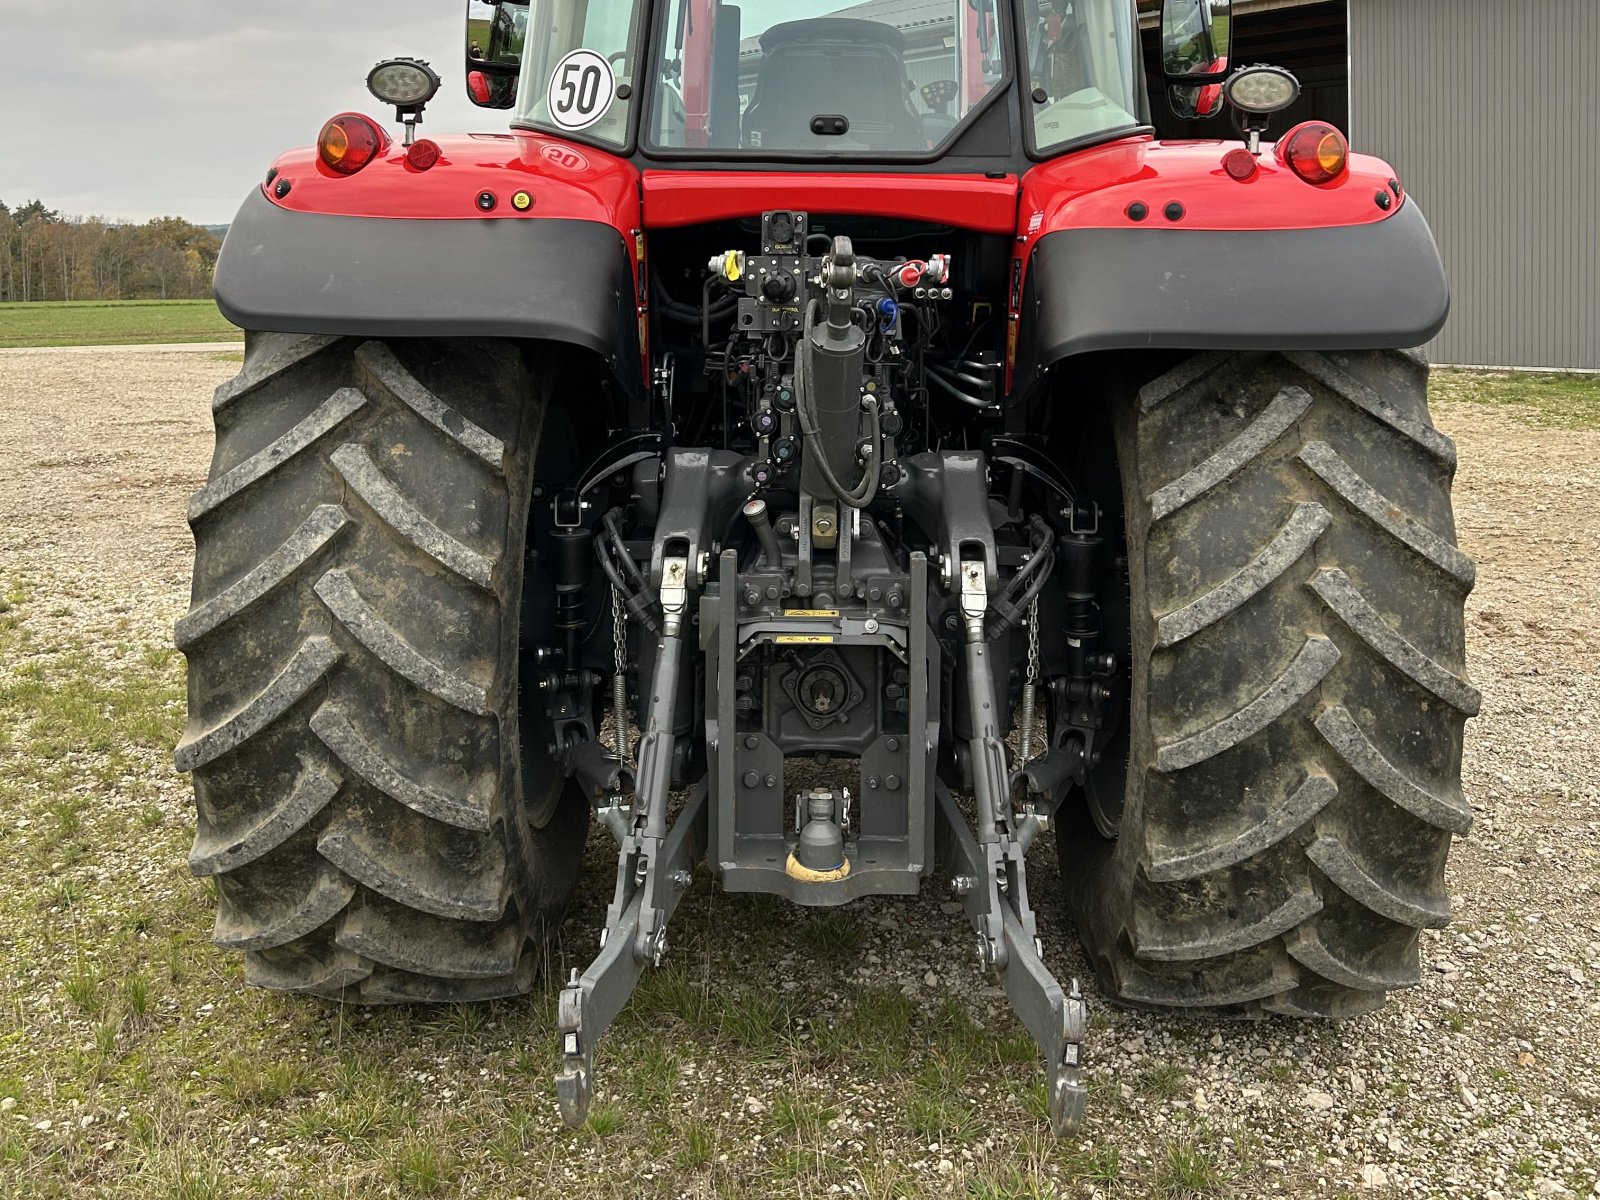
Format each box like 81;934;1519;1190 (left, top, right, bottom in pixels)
555;781;708;1127
939;557;1088;1135
556;551;705;1128
936;783;1088;1135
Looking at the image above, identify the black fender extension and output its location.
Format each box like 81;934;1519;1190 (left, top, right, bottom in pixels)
1015;199;1451;379
213;188;642;395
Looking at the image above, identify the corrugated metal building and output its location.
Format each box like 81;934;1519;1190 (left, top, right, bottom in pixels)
1350;0;1598;370
1142;0;1599;370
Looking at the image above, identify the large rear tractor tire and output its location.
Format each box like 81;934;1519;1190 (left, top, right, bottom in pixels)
1060;349;1478;1018
175;334;588;1003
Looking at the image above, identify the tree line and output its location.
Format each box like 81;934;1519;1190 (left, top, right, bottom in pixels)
0;199;223;303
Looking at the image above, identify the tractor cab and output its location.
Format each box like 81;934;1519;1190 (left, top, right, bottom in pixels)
469;0;1147;162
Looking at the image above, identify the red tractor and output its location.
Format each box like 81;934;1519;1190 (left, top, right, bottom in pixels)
177;0;1475;1134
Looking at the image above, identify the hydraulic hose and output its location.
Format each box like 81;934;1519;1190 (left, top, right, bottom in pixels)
927;366;994;410
594;510;661;633
934;365;994;392
602;508;651;597
986;516;1057;640
651;275;738;327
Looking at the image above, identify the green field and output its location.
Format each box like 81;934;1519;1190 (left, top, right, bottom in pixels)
0;300;241;349
1434;366;1600;429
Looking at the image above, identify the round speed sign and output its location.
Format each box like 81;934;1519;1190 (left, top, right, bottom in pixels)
546;49;615;132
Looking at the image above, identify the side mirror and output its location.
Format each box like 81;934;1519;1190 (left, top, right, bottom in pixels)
466;0;528;110
1160;0;1232;119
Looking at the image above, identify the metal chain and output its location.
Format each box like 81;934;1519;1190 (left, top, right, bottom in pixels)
1026;592;1041;688
611;583;631;766
1018;593;1041;766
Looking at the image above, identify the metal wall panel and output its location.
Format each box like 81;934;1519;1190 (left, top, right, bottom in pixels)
1352;0;1599;368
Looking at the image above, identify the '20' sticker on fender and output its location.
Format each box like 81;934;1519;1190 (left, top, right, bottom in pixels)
547;49;615;131
540;143;590;172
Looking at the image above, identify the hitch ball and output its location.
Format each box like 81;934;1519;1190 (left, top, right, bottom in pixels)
795;789;846;873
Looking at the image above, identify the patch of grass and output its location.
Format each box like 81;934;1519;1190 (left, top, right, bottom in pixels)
967;1167;1055;1200
793;908;864;960
676;1117;716;1169
1513;1155;1538;1179
153;1154;230;1200
930;994;991;1061
418;1002;490;1038
93;1013;125;1059
583;1104;622;1138
917;1044;974;1094
630;960;713;1029
994;1031;1037;1065
286;1086;402;1146
1064;1141;1122;1186
0;1124;24;1168
0;645;184;758
717;988;790;1051
0;577;29;644
1142;1061;1189;1100
65;961;105;1014
907;1092;979;1142
626;1037;682;1107
0;299;240;348
44;879;82;911
1156;1137;1226;1197
385;1132;458;1194
771;1093;837;1141
214;1054;307;1109
850;986;913;1041
1433;367;1600;430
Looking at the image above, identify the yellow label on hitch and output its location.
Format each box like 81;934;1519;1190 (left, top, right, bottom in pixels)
776;634;835;645
785;609;839;618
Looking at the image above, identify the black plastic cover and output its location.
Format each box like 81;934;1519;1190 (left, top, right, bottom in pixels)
1015;199;1451;380
214;189;641;393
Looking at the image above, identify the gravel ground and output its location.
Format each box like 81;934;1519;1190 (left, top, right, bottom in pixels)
1;345;1597;1198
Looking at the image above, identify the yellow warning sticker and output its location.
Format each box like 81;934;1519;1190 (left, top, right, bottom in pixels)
776;634;835;645
784;609;839;618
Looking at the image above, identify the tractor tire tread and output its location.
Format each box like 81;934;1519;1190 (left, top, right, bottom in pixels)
177;334;585;1002
1063;348;1475;1018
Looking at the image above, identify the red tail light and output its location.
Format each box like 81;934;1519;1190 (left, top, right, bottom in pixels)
1278;122;1349;186
467;71;492;105
318;114;387;176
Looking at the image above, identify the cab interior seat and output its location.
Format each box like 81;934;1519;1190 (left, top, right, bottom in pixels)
741;18;925;151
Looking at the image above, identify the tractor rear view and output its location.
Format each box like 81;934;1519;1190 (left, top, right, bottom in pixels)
176;0;1474;1134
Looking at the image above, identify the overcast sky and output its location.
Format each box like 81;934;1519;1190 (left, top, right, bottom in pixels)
0;1;493;225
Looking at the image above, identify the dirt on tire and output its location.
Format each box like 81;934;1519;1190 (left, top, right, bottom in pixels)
173;334;587;1002
1064;350;1477;1019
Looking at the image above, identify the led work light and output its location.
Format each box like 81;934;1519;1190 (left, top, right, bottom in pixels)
368;59;442;109
367;58;442;146
1223;65;1300;115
